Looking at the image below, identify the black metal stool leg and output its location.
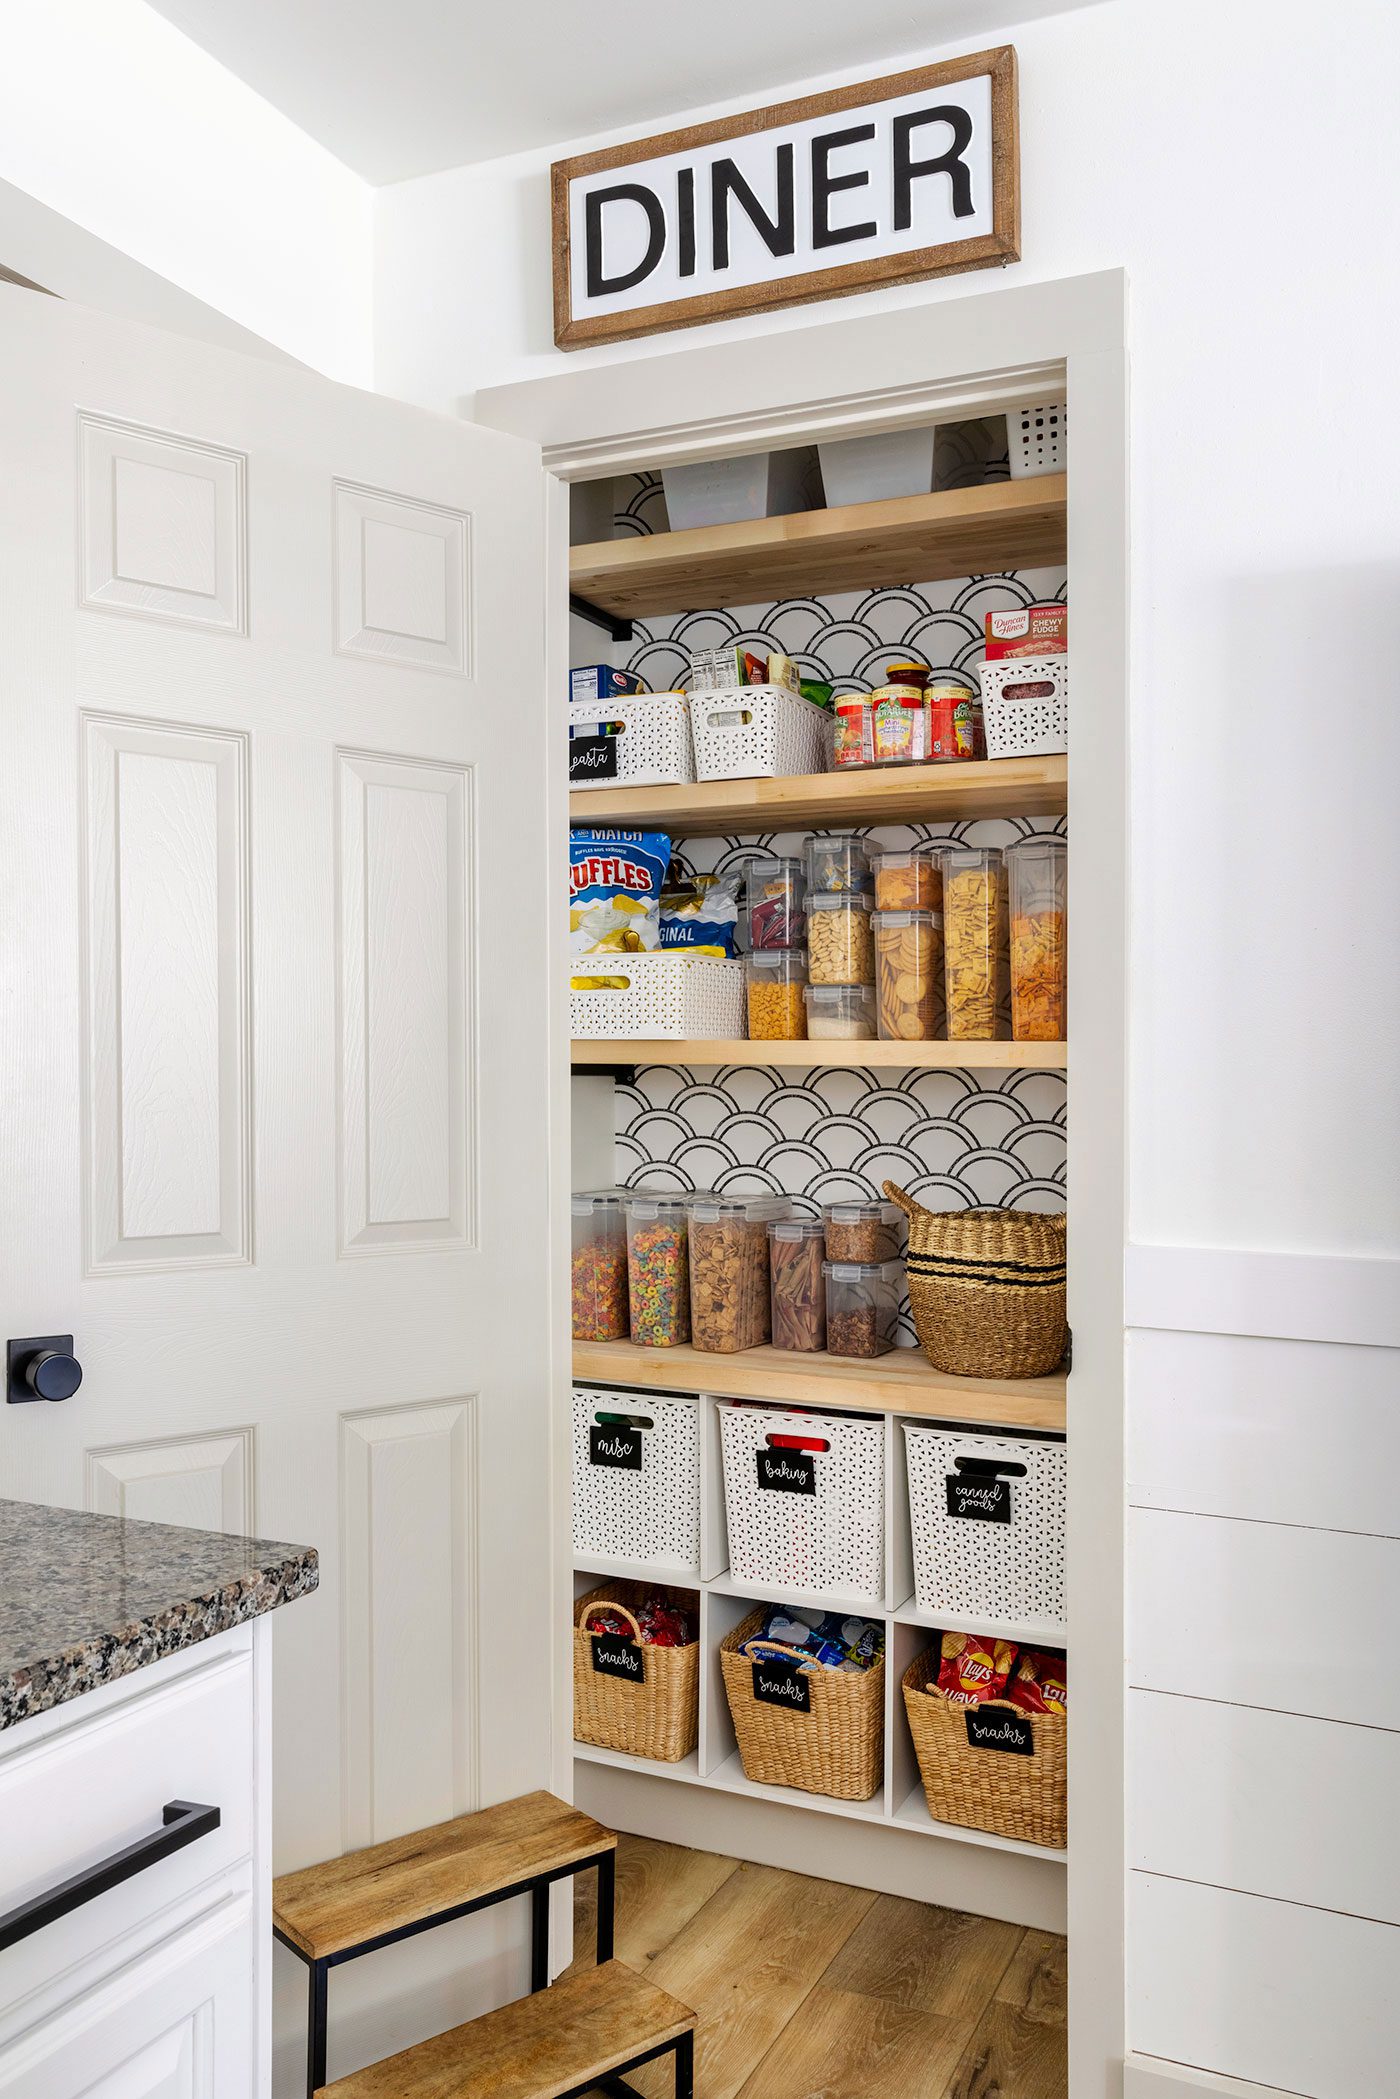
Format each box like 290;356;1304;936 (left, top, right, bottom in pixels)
674;2029;695;2099
596;1849;616;1964
306;1959;328;2098
531;1878;551;1991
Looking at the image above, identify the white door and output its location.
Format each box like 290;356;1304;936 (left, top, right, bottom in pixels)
0;284;561;2088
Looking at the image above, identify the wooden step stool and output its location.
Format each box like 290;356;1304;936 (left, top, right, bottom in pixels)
317;1958;696;2098
273;1791;624;2098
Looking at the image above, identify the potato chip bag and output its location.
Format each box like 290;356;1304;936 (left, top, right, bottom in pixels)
569;829;670;965
936;1629;1017;1707
1008;1650;1067;1716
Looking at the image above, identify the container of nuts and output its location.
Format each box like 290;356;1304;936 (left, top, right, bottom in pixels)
822;1199;902;1263
625;1190;711;1348
689;1195;790;1353
746;948;807;1040
767;1217;827;1352
873;908;943;1042
807;891;875;985
824;1259;902;1358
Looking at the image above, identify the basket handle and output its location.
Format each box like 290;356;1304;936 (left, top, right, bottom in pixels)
742;1640;815;1670
883;1180;920;1221
580;1599;643;1642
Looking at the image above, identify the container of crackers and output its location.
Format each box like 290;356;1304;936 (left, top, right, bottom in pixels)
1007;838;1067;1041
807;891;875;986
874;847;943;913
873;909;943;1042
746;948;808;1041
942;845;1007;1041
689;1195;791;1354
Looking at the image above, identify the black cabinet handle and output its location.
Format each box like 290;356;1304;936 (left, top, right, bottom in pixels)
0;1799;220;1953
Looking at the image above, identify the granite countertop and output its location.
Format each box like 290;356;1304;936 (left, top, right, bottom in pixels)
0;1499;318;1731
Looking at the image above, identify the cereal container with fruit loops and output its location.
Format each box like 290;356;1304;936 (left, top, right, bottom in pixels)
624;1191;710;1348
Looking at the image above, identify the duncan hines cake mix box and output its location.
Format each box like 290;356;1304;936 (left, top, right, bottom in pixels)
984;604;1068;660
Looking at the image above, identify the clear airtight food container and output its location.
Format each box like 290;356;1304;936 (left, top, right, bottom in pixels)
625;1190;711;1348
767;1218;827;1353
807;892;875;985
942;845;1007;1041
746;948;807;1041
747;855;806;950
822;1199;902;1263
689;1195;791;1353
804;985;877;1040
806;833;872;895
571;1190;630;1341
873;909;943;1042
874;847;942;912
824;1259;902;1359
1007;837;1067;1041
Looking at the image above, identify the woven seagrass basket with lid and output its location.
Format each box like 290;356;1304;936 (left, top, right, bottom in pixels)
884;1183;1067;1380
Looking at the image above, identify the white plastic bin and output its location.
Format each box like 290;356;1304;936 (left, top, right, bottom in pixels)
818;428;937;506
572;1386;701;1572
569;953;745;1040
903;1423;1067;1629
1006;401;1066;479
687;685;830;783
719;1401;885;1603
568;694;696;791
978;655;1069;760
662;446;819;529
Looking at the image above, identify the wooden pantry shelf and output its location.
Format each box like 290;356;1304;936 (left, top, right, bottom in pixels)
569;752;1066;836
572;1339;1066;1434
570;476;1067;620
571;1038;1066;1071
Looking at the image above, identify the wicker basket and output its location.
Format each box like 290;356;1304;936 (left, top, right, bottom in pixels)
902;1648;1066;1847
573;1582;699;1763
719;1607;883;1801
884;1184;1066;1379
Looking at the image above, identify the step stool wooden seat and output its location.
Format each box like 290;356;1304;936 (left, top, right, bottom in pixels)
316;1958;696;2098
273;1791;619;2099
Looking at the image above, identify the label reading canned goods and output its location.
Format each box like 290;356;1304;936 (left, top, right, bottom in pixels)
946;1474;1012;1523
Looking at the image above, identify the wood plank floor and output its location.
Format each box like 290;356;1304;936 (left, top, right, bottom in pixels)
567;1835;1066;2098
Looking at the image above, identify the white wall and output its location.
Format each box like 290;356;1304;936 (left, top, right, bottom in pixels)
376;0;1400;1261
0;0;372;383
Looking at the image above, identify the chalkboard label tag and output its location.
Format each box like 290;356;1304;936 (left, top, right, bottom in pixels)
752;1658;811;1712
756;1448;816;1495
569;734;620;782
590;1424;643;1470
591;1634;644;1683
946;1474;1012;1523
964;1707;1034;1756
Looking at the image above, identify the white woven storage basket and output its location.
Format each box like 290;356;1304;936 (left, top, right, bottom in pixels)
903;1423;1067;1629
568;694;696;791
1006;400;1066;479
572;1385;701;1573
978;655;1069;760
687;685;831;783
719;1401;885;1603
569;953;745;1040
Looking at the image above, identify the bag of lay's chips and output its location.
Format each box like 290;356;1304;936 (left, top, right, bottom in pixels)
570;829;670;988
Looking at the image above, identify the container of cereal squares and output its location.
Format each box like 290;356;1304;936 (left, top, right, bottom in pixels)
807;891;875;985
873;908;943;1042
804;985;877;1041
746;948;807;1041
822;1199;902;1263
943;844;1007;1041
874;847;943;913
689;1195;790;1353
624;1190;711;1349
824;1259;902;1359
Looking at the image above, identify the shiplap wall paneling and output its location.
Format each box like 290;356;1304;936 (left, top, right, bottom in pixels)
1129;1507;1400;1729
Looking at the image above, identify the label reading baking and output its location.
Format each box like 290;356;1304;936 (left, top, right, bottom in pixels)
590;1425;643;1470
752;1658;811;1713
569;734;620;783
946;1474;1012;1523
756;1448;816;1495
591;1634;645;1683
964;1708;1034;1756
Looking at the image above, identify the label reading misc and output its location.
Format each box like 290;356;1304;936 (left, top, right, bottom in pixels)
752;1658;811;1713
946;1474;1012;1524
569;734;620;782
590;1424;643;1470
756;1448;816;1495
590;1635;644;1683
964;1707;1034;1756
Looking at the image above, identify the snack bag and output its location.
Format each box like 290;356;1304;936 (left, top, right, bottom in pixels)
1008;1651;1068;1716
659;870;742;956
570;828;670;986
936;1629;1017;1707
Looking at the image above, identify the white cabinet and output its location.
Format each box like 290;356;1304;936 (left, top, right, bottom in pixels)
0;1625;270;2096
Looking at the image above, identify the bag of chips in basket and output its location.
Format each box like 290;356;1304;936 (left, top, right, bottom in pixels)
570;828;670;987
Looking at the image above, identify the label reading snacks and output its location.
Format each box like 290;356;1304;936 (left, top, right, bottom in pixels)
756;1448;816;1495
964;1707;1034;1756
590;1424;643;1470
752;1658;811;1712
591;1635;645;1683
946;1474;1012;1523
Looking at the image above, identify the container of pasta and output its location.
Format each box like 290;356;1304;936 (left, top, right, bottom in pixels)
807;891;875;985
767;1218;827;1353
746;948;808;1041
942;846;1007;1041
1007;838;1067;1040
873;909;943;1042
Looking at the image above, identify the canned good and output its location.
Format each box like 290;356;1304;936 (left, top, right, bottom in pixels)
870;684;929;766
833;694;874;770
927;676;983;763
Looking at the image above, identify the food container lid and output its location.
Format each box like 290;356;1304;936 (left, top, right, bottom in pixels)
876;848;931;868
872;909;940;928
571;1187;629;1215
822;1200;901;1225
690;1195;792;1222
822;1259;903;1282
942;843;1004;868
804;984;875;1008
748;853;803;876
768;1218;825;1241
1006;836;1068;861
884;661;930;686
747;945;808;970
808;890;874;913
624;1188;713;1218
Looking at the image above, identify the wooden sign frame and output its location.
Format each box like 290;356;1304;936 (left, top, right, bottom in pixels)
552;47;1019;351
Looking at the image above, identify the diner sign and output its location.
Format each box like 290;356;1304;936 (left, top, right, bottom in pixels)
552;49;1018;349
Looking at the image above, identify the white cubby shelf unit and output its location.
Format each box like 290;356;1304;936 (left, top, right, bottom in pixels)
571;1377;1068;1865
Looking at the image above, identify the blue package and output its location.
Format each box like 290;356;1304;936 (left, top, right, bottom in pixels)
569;828;671;959
570;664;647;706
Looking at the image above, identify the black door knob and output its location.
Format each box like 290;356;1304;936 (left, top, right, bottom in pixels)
6;1336;83;1405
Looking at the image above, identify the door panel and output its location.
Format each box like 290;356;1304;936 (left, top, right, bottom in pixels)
0;283;557;2090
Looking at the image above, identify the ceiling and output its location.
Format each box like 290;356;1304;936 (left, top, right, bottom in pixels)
146;0;1098;186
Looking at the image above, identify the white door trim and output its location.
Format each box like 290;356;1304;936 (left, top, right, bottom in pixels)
1127;1243;1400;1350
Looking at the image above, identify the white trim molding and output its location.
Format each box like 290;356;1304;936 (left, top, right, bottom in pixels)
1124;2057;1305;2099
1126;1243;1400;1350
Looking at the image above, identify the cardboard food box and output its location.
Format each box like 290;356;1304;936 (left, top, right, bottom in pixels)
570;664;648;705
984;605;1068;660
